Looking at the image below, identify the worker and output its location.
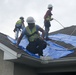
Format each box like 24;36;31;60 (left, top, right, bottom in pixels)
44;4;53;40
16;16;47;56
13;16;25;40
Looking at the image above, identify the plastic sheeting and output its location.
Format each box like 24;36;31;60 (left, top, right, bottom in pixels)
49;33;76;47
7;35;74;59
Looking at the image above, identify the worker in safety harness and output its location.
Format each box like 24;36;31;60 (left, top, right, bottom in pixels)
44;4;53;40
16;16;47;56
13;17;25;40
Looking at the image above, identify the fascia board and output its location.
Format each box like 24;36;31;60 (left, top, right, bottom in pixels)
0;43;18;60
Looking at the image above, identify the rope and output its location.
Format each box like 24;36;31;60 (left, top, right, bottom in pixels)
43;18;76;45
51;19;76;43
50;25;76;48
53;18;65;28
67;26;76;40
70;27;76;36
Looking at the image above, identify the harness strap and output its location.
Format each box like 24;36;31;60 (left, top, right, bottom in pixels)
26;31;38;37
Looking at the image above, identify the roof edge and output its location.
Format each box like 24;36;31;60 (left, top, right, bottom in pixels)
0;43;18;60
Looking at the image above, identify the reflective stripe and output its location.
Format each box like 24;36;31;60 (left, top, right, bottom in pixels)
46;16;51;21
26;26;40;42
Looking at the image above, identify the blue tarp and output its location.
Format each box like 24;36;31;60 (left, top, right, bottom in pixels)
49;33;76;47
7;35;74;59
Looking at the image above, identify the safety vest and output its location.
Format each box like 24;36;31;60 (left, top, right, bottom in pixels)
26;26;40;42
44;9;52;21
46;16;51;21
16;20;22;24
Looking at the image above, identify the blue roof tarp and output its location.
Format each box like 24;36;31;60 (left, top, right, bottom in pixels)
49;33;76;47
7;35;74;59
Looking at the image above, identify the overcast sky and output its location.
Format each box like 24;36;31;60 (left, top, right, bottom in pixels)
0;0;76;38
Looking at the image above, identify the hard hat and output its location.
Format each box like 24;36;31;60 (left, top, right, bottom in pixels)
48;4;53;9
20;16;24;19
26;17;35;23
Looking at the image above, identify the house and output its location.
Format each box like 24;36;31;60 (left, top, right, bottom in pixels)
0;26;76;75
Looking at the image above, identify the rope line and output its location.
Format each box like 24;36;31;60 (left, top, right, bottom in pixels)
53;18;65;28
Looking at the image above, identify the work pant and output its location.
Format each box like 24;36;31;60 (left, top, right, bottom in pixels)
44;20;51;39
45;27;49;39
15;28;20;40
14;24;24;40
26;38;47;56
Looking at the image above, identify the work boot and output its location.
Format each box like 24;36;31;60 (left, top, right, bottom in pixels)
45;37;52;41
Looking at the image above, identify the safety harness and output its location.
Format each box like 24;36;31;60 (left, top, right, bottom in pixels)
26;26;40;42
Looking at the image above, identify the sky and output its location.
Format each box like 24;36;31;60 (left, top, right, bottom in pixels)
0;0;76;38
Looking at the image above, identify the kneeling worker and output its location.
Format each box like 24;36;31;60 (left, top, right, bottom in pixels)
16;16;47;56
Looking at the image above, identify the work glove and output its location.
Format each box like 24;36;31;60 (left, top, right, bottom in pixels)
50;18;53;21
13;28;17;32
13;29;16;32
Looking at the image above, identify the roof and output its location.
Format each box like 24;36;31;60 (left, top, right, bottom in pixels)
0;25;76;73
50;25;76;57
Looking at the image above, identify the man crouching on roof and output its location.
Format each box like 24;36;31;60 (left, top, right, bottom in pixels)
16;16;47;56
